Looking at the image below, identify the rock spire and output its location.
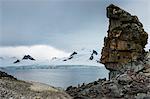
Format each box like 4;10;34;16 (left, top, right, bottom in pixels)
100;4;148;78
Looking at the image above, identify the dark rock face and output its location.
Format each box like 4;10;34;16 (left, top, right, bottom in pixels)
22;55;35;60
0;71;17;80
100;4;148;78
70;52;78;57
63;52;77;61
89;50;98;60
92;50;98;55
13;59;20;64
66;78;106;99
89;55;94;60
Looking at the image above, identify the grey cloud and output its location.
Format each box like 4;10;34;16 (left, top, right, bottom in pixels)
1;0;150;51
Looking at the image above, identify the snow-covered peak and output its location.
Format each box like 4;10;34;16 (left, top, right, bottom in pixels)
0;49;103;67
0;56;19;67
22;55;35;60
49;49;103;67
0;55;39;67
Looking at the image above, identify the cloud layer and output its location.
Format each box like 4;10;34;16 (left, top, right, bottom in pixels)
0;45;70;60
1;0;150;52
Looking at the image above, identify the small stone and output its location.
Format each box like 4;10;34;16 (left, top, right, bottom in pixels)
117;74;132;85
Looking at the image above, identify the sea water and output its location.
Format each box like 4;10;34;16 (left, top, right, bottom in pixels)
1;66;109;89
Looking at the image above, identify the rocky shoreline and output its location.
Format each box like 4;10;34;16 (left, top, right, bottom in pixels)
66;67;150;99
66;50;150;98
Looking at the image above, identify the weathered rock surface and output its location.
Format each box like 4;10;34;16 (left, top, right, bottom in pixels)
66;68;150;99
66;4;150;99
0;71;72;99
100;4;148;78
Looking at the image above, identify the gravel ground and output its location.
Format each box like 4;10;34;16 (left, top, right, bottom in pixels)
0;76;72;99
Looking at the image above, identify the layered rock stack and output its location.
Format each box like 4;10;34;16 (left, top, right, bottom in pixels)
66;4;150;99
100;4;148;78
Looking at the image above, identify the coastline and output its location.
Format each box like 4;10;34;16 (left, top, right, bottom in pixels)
0;70;72;99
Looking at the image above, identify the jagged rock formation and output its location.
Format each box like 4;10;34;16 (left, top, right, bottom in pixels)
100;4;148;78
13;59;20;64
66;51;150;99
12;55;35;64
22;55;35;60
66;69;150;99
62;50;99;62
0;71;17;80
66;4;150;99
89;50;98;60
63;52;77;61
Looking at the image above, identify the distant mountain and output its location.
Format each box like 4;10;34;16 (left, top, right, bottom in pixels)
0;56;18;67
22;55;35;60
0;49;103;68
49;49;102;66
13;55;35;64
13;60;20;64
0;55;39;67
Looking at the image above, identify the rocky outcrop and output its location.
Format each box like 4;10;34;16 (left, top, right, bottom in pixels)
0;71;17;80
63;52;77;61
66;70;150;99
22;55;35;60
63;50;99;62
100;4;148;78
12;55;35;64
66;52;150;98
89;50;98;60
66;4;150;99
13;59;20;64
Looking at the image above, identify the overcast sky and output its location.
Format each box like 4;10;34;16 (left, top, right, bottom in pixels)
0;0;150;59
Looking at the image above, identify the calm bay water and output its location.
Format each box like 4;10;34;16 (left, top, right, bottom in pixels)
2;66;109;89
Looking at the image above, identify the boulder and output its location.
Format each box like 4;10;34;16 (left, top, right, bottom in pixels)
117;74;132;85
